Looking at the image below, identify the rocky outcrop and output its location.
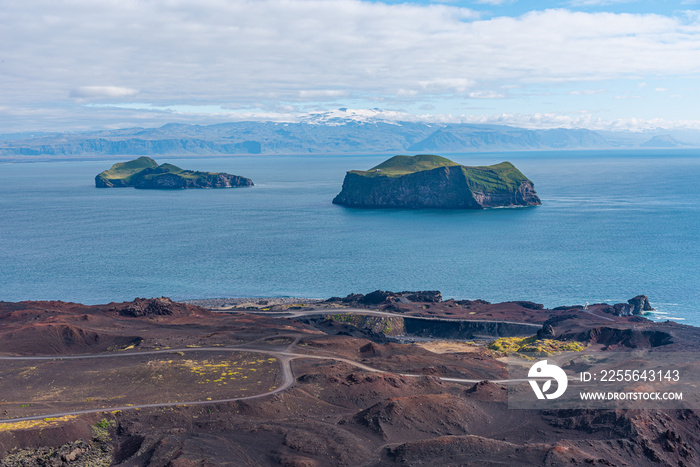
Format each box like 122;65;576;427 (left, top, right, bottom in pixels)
95;157;253;189
297;316;397;342
562;326;673;348
114;297;207;318
332;155;540;209
404;291;442;303
537;323;555;339
329;314;405;336
359;290;400;305
454;299;491;307
512;301;544;310
327;290;442;306
628;295;654;314
0;439;113;467
601;295;655;317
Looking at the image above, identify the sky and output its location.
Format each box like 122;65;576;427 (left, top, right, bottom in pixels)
2;0;700;133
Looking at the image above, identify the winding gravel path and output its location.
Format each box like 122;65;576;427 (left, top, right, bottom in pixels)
0;342;525;424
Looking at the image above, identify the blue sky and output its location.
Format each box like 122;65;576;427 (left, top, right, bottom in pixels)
1;0;699;132
374;0;697;16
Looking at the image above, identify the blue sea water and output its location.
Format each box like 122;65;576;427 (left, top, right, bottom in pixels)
0;150;698;324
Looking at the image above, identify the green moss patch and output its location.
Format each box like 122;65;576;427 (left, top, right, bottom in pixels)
488;336;586;356
356;154;459;177
98;156;159;179
348;155;530;195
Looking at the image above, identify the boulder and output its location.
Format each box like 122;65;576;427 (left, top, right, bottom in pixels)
628;295;654;314
115;297;204;318
606;296;654;316
537;324;555;339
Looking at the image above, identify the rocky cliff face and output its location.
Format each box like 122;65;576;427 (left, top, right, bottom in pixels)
95;158;254;189
332;161;541;209
94;175;128;187
130;171;253;189
471;179;540;208
402;317;538;339
333;166;479;209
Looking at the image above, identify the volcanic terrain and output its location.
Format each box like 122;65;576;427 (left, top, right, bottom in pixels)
1;293;699;466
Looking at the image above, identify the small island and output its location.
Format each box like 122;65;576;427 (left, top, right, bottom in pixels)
332;154;541;209
95;157;254;189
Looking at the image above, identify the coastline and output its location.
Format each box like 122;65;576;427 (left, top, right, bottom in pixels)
2;293;700;466
182;297;325;309
2;152;698;326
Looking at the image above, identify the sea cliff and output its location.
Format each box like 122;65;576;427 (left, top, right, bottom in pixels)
332;154;541;209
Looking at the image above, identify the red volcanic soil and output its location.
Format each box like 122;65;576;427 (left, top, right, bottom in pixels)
0;298;315;355
299;336;507;380
1;298;699;466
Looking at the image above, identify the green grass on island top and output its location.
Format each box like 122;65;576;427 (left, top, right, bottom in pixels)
99;156;159;179
462;161;529;192
351;154;459;177
348;154;531;192
99;157;219;182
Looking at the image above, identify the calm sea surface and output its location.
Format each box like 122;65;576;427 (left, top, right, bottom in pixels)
1;150;698;324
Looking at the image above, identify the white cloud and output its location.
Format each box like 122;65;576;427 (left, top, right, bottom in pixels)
2;1;700;131
474;0;513;5
569;89;606;95
223;107;700;132
655;87;669;92
426;111;700;132
69;86;139;99
297;90;349;99
419;79;476;93
568;0;636;6
303;109;700;132
4;100;700;133
468;90;507;98
397;89;419;97
203;107;700;132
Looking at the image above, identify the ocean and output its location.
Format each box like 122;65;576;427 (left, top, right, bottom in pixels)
1;150;698;324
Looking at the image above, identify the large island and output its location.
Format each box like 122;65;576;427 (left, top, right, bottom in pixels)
95;156;254;189
333;154;541;209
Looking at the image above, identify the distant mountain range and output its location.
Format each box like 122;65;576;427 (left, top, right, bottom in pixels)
1;115;698;158
639;134;688;148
